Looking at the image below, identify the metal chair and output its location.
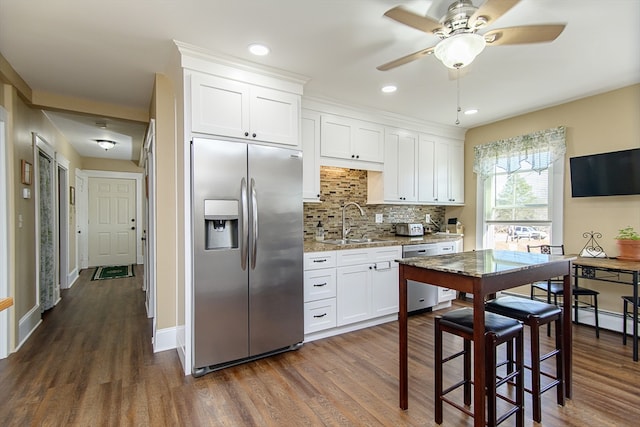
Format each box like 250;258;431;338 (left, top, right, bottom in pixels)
622;296;640;345
528;244;600;338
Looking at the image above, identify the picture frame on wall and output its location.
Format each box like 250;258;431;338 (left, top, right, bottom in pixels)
21;160;32;185
70;186;75;205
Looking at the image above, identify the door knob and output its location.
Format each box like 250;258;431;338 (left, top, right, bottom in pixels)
131;226;136;230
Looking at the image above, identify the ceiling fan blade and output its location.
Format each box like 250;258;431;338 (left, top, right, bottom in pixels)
384;6;442;34
468;0;520;28
484;24;566;46
377;46;435;71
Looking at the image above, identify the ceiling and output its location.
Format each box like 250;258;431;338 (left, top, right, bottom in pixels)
1;0;639;161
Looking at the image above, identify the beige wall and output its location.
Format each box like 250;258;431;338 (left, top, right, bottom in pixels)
82;157;143;173
457;84;640;311
150;74;178;331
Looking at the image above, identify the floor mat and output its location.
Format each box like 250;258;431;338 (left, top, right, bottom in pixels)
92;265;135;281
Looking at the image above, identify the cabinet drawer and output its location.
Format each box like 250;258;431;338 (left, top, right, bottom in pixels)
438;286;457;303
369;246;402;262
304;299;337;333
304;269;337;302
304;251;336;270
336;248;370;266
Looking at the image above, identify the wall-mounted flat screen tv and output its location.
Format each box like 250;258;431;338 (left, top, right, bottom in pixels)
570;148;640;197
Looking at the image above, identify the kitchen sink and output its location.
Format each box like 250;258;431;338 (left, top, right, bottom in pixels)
321;238;394;245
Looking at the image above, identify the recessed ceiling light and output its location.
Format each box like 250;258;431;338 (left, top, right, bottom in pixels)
248;43;270;56
381;85;397;93
464;109;478;115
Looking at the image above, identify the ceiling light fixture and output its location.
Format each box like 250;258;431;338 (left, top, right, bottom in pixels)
464;109;478;115
381;85;397;93
434;33;486;69
248;43;270;56
95;139;116;151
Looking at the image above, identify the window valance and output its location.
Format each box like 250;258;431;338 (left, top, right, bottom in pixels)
473;126;566;179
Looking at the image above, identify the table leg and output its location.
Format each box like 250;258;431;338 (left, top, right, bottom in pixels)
399;266;408;409
563;271;573;399
473;289;486;427
633;272;638;362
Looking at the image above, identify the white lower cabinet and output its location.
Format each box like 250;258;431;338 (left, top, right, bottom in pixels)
304;246;401;340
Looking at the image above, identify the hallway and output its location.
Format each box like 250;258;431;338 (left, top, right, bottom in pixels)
0;265;183;425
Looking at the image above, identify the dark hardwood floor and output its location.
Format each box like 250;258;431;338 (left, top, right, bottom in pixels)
1;266;639;426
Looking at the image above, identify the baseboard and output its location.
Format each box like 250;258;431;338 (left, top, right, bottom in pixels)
17;305;41;350
67;268;79;288
304;314;397;343
154;326;177;353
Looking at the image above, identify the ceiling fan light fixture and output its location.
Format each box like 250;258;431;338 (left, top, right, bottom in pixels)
434;33;486;69
95;139;116;150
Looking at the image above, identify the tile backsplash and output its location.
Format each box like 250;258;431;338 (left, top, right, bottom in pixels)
303;166;445;239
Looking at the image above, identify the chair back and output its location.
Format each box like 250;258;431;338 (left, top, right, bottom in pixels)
527;244;565;255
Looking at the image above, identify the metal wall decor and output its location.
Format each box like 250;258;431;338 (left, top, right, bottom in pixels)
579;231;607;258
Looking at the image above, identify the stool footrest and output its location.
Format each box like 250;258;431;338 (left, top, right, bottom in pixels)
442;349;467;364
442;379;469;397
441;397;474;418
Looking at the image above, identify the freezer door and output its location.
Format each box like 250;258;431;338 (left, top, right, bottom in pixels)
248;144;304;355
192;138;249;369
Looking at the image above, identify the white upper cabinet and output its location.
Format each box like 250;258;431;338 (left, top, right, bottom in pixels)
320;114;384;165
418;135;464;205
191;72;300;146
301;110;321;202
383;128;418;202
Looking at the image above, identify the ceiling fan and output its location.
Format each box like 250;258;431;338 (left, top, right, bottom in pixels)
377;0;565;71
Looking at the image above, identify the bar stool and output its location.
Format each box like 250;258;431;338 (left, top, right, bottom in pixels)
435;307;524;427
485;296;564;423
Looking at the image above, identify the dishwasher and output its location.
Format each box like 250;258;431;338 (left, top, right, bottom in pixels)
402;243;440;313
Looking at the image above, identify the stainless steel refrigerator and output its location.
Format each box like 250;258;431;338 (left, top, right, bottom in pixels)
191;137;303;376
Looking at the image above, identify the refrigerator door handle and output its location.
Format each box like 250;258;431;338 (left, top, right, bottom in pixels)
250;178;258;270
240;177;248;271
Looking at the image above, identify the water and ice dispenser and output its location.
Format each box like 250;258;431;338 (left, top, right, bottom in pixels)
204;200;239;250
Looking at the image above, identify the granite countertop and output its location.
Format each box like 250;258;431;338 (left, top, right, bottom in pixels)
304;233;463;253
397;249;576;278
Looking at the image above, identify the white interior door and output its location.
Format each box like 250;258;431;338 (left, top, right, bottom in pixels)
88;177;137;267
76;173;88;270
0;107;9;358
142;119;156;320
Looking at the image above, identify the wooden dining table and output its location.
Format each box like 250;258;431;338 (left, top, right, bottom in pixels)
397;249;575;427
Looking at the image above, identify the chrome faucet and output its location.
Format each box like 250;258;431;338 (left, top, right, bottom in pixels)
342;202;365;239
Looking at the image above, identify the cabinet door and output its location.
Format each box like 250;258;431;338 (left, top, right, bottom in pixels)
352;120;385;163
447;140;464;204
371;263;399;317
250;86;300;146
384;129;418;202
336;264;370;326
435;140;450;203
418;136;437;203
302;111;321;201
191;73;250;138
320;114;353;160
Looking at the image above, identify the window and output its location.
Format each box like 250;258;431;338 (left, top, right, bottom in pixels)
474;127;566;251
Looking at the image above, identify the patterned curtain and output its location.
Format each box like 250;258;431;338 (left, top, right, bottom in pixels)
39;151;56;312
473;126;566;180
